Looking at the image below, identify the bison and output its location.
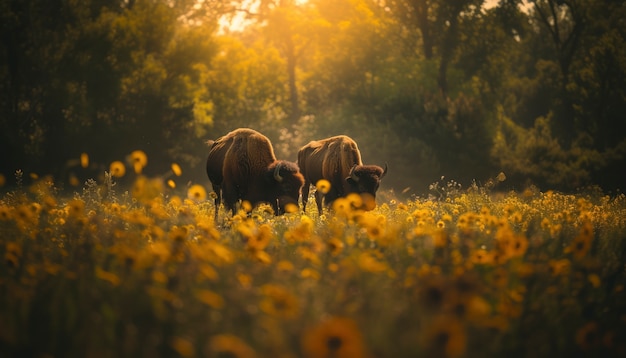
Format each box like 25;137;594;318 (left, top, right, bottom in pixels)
297;135;387;214
206;128;304;220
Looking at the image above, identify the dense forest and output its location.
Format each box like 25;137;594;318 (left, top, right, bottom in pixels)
1;0;625;195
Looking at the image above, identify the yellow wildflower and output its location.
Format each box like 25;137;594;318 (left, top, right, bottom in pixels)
151;242;171;262
207;241;233;264
149;201;169;220
13;204;38;229
122;209;153;226
252;250;272;264
237;273;252;289
416;276;449;310
575;322;600;351
332;197;351;218
171;163;182;176
284;202;299;213
68;173;80;187
301;316;368;358
129;150;148;174
232;201;249;215
187;184;207;202
277;260;294;272
259;284;300;320
565;221;594;260
360;193;376;211
0;205;11;221
549;258;571;276
465;296;492;322
198;264;219;281
301;268;321;280
358;252;388;273
431;230;448;248
5;242;22;268
80;153;89;168
95;267;121;286
285;215;314;243
109;161;126;177
326;238;344;256
509;234;529;258
196;289;224;309
67;198;85;218
171;337;195;358
315;179;331;194
298;247;321;266
588;274;601;288
169;225;188;242
245;224;273;251
206;334;257;358
152;271;168;284
346;193;363;210
420;316;466;358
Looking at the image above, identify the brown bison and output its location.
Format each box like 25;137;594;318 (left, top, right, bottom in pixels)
297;135;387;214
206;128;304;219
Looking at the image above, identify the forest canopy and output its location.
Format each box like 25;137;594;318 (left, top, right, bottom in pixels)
1;0;625;194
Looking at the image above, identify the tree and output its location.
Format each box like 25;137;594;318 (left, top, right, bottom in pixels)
387;0;485;97
490;0;626;190
224;0;317;125
0;0;223;184
204;34;288;135
529;0;583;82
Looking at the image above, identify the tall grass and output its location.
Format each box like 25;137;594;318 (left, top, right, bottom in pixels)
1;160;625;358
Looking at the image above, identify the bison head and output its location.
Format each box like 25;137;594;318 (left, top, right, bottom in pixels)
266;161;305;214
345;163;387;210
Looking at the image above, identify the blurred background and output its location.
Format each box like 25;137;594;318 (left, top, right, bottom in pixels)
1;0;624;196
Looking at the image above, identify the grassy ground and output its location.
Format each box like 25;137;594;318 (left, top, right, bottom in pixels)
1;166;625;358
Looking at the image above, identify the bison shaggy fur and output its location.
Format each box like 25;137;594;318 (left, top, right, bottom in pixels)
298;135;387;214
206;128;304;219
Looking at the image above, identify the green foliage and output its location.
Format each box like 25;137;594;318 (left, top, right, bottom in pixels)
1;0;625;193
0;0;221;182
206;36;288;133
492;111;612;189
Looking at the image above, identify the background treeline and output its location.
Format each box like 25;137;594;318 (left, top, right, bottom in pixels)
1;0;625;195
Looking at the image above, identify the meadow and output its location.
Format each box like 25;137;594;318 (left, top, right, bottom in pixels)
1;152;625;358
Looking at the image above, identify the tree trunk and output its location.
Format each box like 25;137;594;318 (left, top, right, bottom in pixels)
413;0;433;59
285;35;300;124
437;9;460;97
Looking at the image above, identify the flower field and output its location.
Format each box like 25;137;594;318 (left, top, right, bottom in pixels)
1;159;625;358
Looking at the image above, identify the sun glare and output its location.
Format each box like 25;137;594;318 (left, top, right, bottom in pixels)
218;0;310;33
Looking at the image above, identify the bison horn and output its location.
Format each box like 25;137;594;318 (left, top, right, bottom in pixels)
349;165;359;182
274;163;284;182
381;163;388;178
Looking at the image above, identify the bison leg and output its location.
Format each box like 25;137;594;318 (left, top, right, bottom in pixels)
222;182;239;217
301;180;311;212
321;187;341;214
212;184;222;221
314;190;324;215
